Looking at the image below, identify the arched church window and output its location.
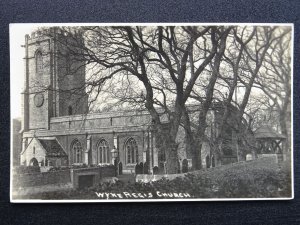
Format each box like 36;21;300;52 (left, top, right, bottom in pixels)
36;51;43;75
71;140;83;163
96;139;110;164
125;138;138;164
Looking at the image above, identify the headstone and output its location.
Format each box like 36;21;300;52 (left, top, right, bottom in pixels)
135;163;142;174
246;154;253;161
153;166;159;175
182;159;188;173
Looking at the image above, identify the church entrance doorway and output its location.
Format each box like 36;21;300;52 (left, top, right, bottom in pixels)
29;157;39;166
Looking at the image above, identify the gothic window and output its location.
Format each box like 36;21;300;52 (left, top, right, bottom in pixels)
125;138;138;164
96;139;110;164
71;140;83;163
36;51;43;75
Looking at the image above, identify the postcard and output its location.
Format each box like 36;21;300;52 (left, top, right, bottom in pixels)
10;23;293;202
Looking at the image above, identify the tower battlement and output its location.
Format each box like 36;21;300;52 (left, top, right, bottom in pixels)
22;27;88;132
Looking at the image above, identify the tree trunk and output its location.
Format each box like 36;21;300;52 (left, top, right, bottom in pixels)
154;124;179;174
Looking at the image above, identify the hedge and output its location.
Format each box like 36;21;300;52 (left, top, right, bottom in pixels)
14;158;291;199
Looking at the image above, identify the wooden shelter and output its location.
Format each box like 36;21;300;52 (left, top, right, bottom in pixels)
254;125;286;154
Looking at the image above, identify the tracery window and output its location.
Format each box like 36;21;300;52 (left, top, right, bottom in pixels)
97;139;110;164
71;140;83;163
125;138;138;164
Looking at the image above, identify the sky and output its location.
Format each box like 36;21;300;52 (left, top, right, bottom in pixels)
10;24;40;119
10;23;291;120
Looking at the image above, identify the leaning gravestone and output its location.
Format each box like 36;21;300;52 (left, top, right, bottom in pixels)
182;159;188;173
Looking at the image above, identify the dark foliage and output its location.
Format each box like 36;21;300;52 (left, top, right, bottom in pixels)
15;158;291;200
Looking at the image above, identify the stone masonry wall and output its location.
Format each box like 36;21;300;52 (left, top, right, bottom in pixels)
13;170;71;188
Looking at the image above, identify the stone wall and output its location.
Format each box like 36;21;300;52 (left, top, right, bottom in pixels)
13;170;71;188
13;166;116;189
71;166;116;189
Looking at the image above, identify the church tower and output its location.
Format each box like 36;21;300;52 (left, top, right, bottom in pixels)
22;27;88;131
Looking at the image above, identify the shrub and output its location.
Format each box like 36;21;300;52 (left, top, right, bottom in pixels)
15;157;291;200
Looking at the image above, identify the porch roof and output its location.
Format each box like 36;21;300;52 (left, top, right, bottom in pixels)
254;125;286;139
38;139;67;157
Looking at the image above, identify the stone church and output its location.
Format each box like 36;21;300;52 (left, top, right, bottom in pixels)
18;28;241;174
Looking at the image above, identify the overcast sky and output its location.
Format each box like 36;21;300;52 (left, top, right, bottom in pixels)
10;23;290;120
10;24;41;119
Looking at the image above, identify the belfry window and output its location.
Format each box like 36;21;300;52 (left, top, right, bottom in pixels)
96;139;110;164
36;51;43;75
125;138;138;164
71;140;83;163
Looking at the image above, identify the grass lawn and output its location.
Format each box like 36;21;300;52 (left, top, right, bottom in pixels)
14;157;292;200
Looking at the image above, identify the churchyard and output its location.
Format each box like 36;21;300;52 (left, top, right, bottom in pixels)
12;156;291;200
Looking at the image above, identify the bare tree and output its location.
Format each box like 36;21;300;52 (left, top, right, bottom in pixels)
254;27;291;150
45;26;232;173
36;25;291;173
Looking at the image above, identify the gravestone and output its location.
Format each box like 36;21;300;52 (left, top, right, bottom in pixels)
182;159;188;173
246;154;253;161
135;163;143;174
153;166;159;175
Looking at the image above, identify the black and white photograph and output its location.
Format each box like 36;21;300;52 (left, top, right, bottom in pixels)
10;23;293;202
